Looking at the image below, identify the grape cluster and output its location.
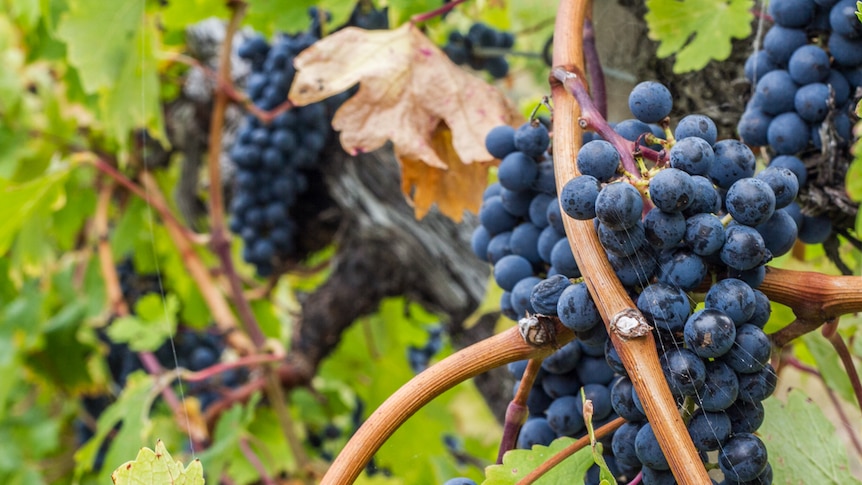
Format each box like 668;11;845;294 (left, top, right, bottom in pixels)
737;0;861;242
471;80;789;483
443;23;514;79
407;326;444;373
228;25;346;277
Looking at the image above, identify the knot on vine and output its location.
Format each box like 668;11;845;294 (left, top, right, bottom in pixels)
610;308;652;340
518;312;559;348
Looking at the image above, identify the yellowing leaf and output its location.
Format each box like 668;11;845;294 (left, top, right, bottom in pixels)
289;23;514;169
400;125;493;221
112;440;204;485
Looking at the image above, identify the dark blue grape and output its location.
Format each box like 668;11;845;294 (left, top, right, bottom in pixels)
516;418;556;449
700;360;740;411
658;248;708;291
755;209;798;256
498;152;538;191
635;423;670;470
719;433;769;482
788;45;831;84
628;81;673;123
486;230;512;264
479;195;518;235
614;119;652;144
829;32;862;67
684;309;737;358
595;182;643;230
726;399;765;434
688;409;732;452
705;278;756;325
493;254;533;292
798;213;833;244
754;70;798;116
684;213;726;256
546;197;566;233
560;175;601;220
511;276;542;316
669;136;714;176
660;348;707;397
513;122;550;158
650;168;694;213
529;193;555;228
644;208;686;250
530;274;570;315
613;421;643;468
510;222;542;264
537;226;562;263
721;225;770;271
737;108;774;147
546;395;585;436
598;221;645;257
831;0;862;36
738;363;778;402
763;26;809;65
470;225;491;261
500;187;534;217
769;155;807;186
577;140;620;182
726;178;776;227
684;175;722;216
557;282;601;332
576;355;616;386
637;282;691;334
794;82;830;122
710;140;757;189
675;114;718;146
744;50;779;83
724;324;772;374
755;167;799;209
550;237;581;278
542;340;582;374
610;377;646;422
541;370;582;399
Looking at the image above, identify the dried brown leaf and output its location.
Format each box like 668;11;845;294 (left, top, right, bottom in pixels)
400;124;493;221
289;23;514;169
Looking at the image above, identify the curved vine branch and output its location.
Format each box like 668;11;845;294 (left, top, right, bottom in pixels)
319;325;568;484
550;1;710;483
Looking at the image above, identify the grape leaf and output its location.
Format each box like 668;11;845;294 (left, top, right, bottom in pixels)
400;124;494;220
0;168;69;255
107;293;180;352
761;390;862;485
800;333;857;405
289;24;514;218
112;440;204;485
645;0;753;73
483;437;593;484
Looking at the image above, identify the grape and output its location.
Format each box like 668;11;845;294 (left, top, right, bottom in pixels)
542;340;582;374
485;57;509;78
595;182;644;230
657;248;708;291
607;246;658;287
768;155;807;185
530;274;571;315
754;70;798;116
605;340;626;375
755;167;799;209
483;182;502;200
576;356;617;386
577;140;620;182
687;409;731;452
684;309;737;358
738;363;778;402
754;209;799;257
748;290;772;328
539;371;581;398
628;81;673;123
529;193;555;228
546;197;566;233
737;109;773;146
719;433;769;482
550;237;581;278
614;119;653;143
532;160;557;194
710;140;756;189
546;395;585;435
744;50;779;83
675;114;718;146
644;208;686;250
598;221;645;257
768;0;816;27
610;377;647;422
498;152;538;191
726;399;765;434
500;187;534;217
641;466;677;485
479;195;518;235
486;231;512;264
443;478;477;485
684;213;726;256
669;136;714;176
699;360;740;411
511;276;542;316
723;463;773;485
720;225;770;271
637;282;691;334
793;82;830;122
493;255;533;291
829;33;862;67
612;421;643;468
508;360;528;379
516;418;557;448
763;26;809;65
798;213;833;243
723;324;772;374
514;122;550;158
560;175;601;220
660;348;707;397
650;168;695;213
726;178;776;227
705;278;756;325
510;222;542;264
788;45;831;84
635;423;670;470
831;0;862;37
557;282;602;332
684;175;722;216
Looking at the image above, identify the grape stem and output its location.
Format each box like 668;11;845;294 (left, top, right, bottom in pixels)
497;358;543;463
550;1;710;483
551;66;641;180
583;15;607;120
239;436;278;485
410;0;469;24
516;416;625;485
825;330;862;415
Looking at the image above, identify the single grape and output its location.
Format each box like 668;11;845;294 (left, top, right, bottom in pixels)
669;136;715;176
546;395;585;436
723;324;772;374
557;282;602;332
649;168;695;213
684;308;737;358
738;363;778;402
628;81;674;123
687;409;732;452
516;418;557;449
635;422;670;470
498;151;538;192
560;175;601;220
513;122;550;158
660;348;707;397
700;360;740;411
595;182;644;231
719;433;769;482
705;278;756;325
577;139;620;182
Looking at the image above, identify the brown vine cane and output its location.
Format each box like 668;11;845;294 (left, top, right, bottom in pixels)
551;0;711;483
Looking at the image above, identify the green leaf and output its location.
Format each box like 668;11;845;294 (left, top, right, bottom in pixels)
761;390;862;485
856;1;862;23
107;293;180;352
800;333;857;405
24;301;97;393
157;0;229;32
645;0;753;73
483;437;593;484
111;440;204;485
55;0;143;93
75;372;157;483
0;168;70;255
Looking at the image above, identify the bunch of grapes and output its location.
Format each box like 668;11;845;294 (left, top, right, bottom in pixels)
464;76;823;482
737;0;861;243
443;22;514;79
228;21;347;277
